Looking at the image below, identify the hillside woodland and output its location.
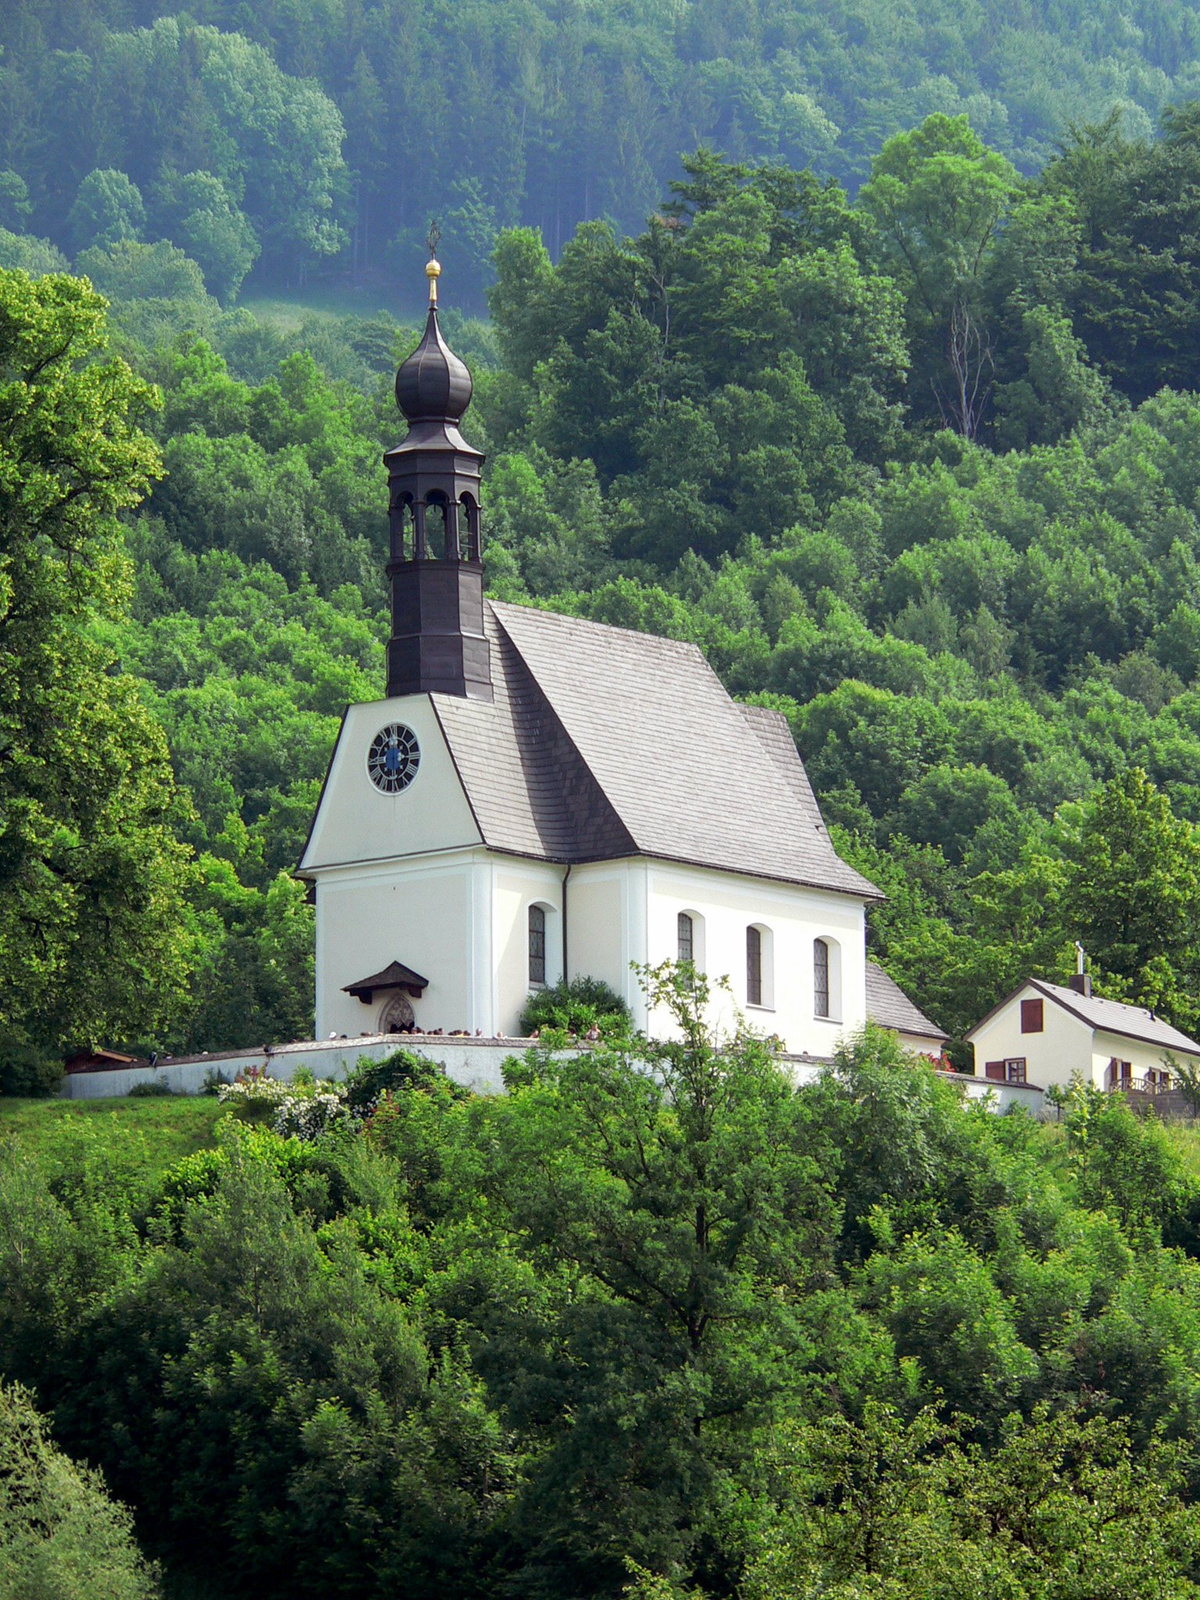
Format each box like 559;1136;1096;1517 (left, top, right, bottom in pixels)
4;0;1200;298
9;99;1200;1055
9;1011;1200;1597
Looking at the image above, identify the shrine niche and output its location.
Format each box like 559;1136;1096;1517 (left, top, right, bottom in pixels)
379;993;415;1033
342;960;428;1037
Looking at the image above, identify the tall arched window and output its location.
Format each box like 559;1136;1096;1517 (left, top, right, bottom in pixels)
747;925;762;1006
678;912;694;964
814;938;830;1018
529;904;546;986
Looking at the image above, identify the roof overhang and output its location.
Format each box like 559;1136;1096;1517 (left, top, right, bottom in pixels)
343;960;429;1003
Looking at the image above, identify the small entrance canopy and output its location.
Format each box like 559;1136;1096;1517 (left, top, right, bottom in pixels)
343;961;429;1003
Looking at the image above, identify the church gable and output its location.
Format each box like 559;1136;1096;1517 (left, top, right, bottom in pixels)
299;696;481;874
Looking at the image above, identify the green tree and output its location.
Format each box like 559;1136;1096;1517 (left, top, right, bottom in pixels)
0;1382;160;1600
0;268;198;1049
154;170;260;301
1061;768;1200;1026
860;115;1018;437
471;963;840;1589
744;1404;1200;1600
67;168;146;254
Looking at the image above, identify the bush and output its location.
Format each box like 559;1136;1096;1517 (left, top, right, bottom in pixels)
0;1382;160;1600
0;1038;63;1098
519;976;631;1038
343;1048;458;1116
127;1078;173;1097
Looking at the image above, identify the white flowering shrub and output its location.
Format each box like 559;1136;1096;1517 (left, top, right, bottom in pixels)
218;1071;356;1141
217;1074;294;1123
271;1090;356;1141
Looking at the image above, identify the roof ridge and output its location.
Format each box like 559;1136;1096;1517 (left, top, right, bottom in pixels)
488;598;706;660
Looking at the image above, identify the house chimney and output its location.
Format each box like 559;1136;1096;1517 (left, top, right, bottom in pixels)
1069;942;1092;996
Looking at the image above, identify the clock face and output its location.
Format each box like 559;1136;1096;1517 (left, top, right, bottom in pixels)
367;723;421;794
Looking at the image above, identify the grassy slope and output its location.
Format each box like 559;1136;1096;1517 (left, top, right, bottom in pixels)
0;1095;225;1176
240;283;419;327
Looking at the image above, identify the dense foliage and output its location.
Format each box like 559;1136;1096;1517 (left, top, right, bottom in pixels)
0;1382;160;1600
3;0;1200;303
7;1009;1200;1597
11;95;1200;1050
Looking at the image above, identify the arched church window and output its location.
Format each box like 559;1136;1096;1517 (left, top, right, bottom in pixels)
814;938;830;1018
529;904;547;986
746;926;762;1006
678;912;694;964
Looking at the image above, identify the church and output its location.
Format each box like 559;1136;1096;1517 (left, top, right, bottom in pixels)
299;257;932;1055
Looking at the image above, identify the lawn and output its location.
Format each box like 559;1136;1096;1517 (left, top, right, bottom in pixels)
0;1094;227;1177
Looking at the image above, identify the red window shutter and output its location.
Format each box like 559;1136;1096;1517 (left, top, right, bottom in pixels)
985;1061;1006;1081
1020;998;1044;1033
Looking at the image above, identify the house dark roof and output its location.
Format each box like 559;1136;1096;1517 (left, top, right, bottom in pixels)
866;961;947;1042
1028;979;1200;1055
430;601;879;897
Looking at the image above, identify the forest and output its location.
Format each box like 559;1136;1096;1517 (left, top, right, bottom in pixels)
10;998;1200;1598
9;91;1200;1059
3;0;1200;300
9;4;1200;1596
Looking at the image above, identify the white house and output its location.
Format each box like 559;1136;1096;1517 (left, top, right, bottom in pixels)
298;257;942;1058
965;975;1200;1094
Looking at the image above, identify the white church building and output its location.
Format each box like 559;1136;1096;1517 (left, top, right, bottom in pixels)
299;258;938;1057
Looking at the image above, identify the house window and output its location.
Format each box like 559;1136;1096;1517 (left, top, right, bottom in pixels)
678;912;694;964
747;926;762;1006
814;938;830;1018
1107;1058;1132;1091
528;904;546;986
1005;1058;1027;1084
1020;998;1044;1033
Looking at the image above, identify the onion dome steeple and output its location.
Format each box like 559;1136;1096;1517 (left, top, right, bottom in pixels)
383;237;491;703
394;256;474;425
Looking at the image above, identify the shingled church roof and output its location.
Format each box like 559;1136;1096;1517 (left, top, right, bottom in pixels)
428;601;879;898
866;961;947;1041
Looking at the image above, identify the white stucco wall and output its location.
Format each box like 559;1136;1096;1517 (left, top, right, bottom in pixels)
895;1031;949;1060
642;860;867;1055
315;851;479;1038
493;858;569;1035
1089;1029;1200;1088
565;866;628;998
311;844;873;1052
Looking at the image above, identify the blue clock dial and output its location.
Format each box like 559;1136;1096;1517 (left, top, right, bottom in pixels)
367;724;420;793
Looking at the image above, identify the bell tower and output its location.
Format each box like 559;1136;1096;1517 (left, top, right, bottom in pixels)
384;246;492;701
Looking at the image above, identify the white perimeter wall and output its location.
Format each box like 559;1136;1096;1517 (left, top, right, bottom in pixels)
62;1041;1048;1120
